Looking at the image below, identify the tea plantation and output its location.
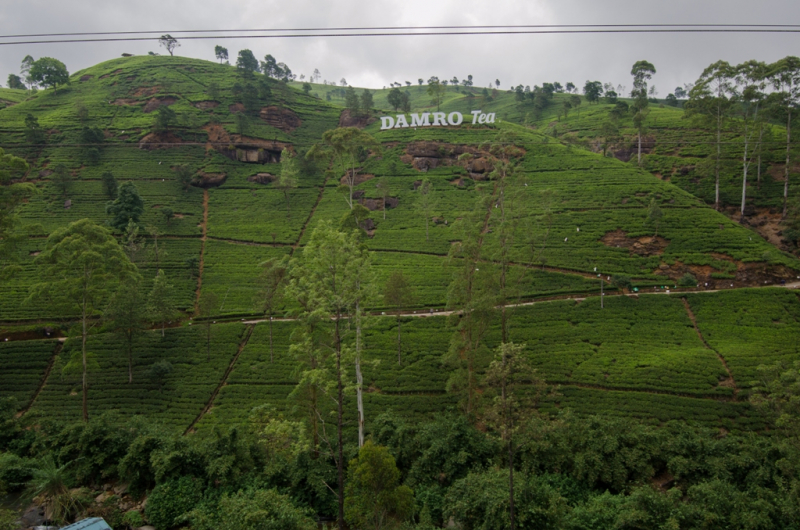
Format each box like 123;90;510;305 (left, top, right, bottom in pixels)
1;54;799;433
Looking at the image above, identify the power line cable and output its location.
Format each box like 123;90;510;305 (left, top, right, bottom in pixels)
2;23;800;40
3;27;800;46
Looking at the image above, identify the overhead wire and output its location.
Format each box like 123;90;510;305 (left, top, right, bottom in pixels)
1;24;800;46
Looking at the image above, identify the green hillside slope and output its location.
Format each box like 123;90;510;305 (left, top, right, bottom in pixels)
1;55;798;431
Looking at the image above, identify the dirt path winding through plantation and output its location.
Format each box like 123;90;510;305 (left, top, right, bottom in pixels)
184;324;255;434
681;297;738;397
16;339;64;418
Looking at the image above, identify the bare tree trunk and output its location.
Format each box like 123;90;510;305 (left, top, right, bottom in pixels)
741;121;750;221
715;107;722;210
637;130;642;166
783;109;792;219
355;298;365;448
334;316;345;530
82;291;89;422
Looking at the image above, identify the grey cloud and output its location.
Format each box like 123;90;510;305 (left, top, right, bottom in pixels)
1;0;799;96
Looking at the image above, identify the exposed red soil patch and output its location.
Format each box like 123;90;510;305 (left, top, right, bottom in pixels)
600;229;669;256
99;69;123;79
259;106;302;132
338;108;377;128
402;141;522;176
194;100;220;110
204;123;231;145
143;97;177;113
767;162;800;182
138;131;185;150
655;259;799;288
360;197;399;211
131;86;160;97
247;173;276;185
193;172;228;188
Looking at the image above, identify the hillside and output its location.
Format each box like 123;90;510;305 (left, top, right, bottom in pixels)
304;80;800;251
1;54;799;434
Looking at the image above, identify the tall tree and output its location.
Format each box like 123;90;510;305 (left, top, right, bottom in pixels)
427;77;446;111
101;171;118;200
214;45;228;64
24;113;46;145
236;49;260;77
387;87;405;112
483;342;550;530
734;60;768;221
28;219;138;421
344;441;414;529
360;89;373;116
106;182;144;232
307;127;380;210
445;192;495;416
630;60;657;167
686;61;734;210
583;80;604;104
158;35;180;56
345;86;360;116
277;149;300;219
254;257;288;362
148;269;177;337
484;130;525;342
20;55;34;90
51;164;72;198
29;57;69;93
154;106;176;132
105;277;147;383
415;178;437;241
7;74;24;90
286;222;375;530
175;164;193;191
375;177;390;220
768;56;800;218
384;271;414;365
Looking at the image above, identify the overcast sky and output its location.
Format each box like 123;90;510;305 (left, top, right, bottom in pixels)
1;0;799;96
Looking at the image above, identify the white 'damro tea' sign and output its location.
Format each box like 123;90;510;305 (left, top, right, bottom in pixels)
380;110;496;130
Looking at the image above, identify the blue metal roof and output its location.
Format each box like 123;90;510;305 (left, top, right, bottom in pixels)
59;517;112;530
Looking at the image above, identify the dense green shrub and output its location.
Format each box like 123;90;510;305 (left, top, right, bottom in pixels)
189;488;316;530
145;476;204;530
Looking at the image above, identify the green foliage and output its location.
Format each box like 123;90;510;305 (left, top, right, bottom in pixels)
101;171;118;199
25;455;78;525
146;475;204;529
155;106;177;132
106;182;144;231
52;164;72;198
189;487;316;530
149;360;173;392
345;441;414;529
445;468;568;530
29;57;69;93
6;74;24;90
